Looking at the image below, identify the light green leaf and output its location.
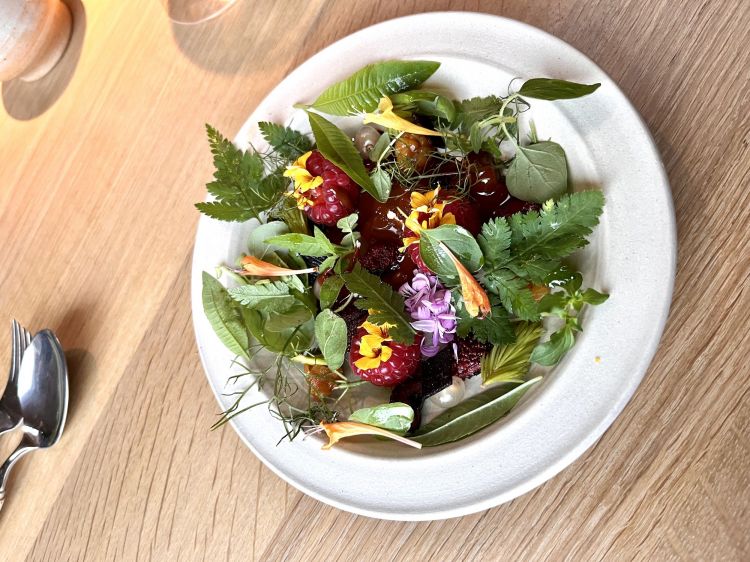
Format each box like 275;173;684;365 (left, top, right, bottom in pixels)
227;281;295;312
506;141;568;203
310;60;440;116
337;213;358;233
369;131;391;162
319;275;345;309
518;78;601;101
391;90;456;122
369;168;392;201
307;112;379;199
481;323;542;385
530;326;576;366
349;402;414;434
314;310;347;370
248;221;290;259
201;272;249;359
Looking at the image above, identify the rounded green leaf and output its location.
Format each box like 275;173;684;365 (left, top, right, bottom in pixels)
314;310;347;370
349;402;414;434
506;141;569;203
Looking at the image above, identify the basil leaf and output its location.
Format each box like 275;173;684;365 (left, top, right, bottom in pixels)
307;112;379;200
319;275;345;309
506;141;568;203
369;168;392;201
202;272;250;359
227;281;295;312
412;377;542;446
421;225;483;271
310;60;440;116
314;310;347;370
518;78;601;100
530;326;576;366
349;402;414;434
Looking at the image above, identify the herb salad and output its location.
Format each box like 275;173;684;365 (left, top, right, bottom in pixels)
196;60;607;450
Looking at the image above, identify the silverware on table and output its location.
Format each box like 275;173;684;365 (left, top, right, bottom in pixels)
0;330;68;511
0;320;32;436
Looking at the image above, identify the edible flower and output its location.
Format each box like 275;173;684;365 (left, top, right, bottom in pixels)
319;421;422;450
401;187;456;248
440;242;491;318
283;151;323;209
238;255;316;277
399;272;457;357
354;321;394;370
363;97;442;136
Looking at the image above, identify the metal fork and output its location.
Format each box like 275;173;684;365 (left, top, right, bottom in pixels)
0;320;32;436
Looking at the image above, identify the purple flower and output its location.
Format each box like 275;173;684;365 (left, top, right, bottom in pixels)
399;271;458;357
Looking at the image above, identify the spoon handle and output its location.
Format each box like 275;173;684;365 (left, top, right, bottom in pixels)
0;434;37;512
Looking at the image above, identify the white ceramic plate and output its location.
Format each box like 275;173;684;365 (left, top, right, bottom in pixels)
191;12;675;520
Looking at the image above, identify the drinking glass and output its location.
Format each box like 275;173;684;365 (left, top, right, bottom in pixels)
161;0;237;25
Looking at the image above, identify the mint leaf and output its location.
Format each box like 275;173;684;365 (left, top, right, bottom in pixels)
227;281;295;312
518;78;601;101
310;60;440;116
506;141;568;203
342;263;416;344
258;122;312;159
307;112;379;200
315;310;347;370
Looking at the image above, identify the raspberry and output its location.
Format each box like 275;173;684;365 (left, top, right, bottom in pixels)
350;328;421;386
443;194;482;236
301;151;360;226
358;241;399;275
394;133;433;172
452;338;491;379
338;303;368;354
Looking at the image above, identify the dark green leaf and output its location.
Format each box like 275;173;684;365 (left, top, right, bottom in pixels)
369;168;392;201
319;275;345;309
307;112;379;199
194;201;255;222
518;78;601;101
257;122;312;159
243;307;314;355
581;288;609;305
412;377;543;446
310;60;440;116
455;297;515;345
349;402;414;434
391;90;456;122
506;141;568;203
421;224;483;271
314;310;347;370
202;272;250;359
530;326;576;366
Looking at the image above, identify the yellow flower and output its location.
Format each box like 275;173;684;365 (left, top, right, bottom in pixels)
354;321;394;370
283;151;323;209
363;97;442;136
401;186;456;249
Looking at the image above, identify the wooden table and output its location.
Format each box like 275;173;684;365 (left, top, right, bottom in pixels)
1;0;748;560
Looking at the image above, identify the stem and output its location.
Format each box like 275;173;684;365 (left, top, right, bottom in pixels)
290;355;327;366
499;93;521;144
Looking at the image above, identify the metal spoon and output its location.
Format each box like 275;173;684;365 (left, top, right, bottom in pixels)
0;330;68;511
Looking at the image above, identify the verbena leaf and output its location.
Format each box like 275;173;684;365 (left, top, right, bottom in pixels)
310;60;440;116
506;141;568;203
319;275;345;309
202;272;249;359
257;122;312;159
412;377;543;446
342;263;416;344
315;310;347;370
228;281;295;312
349;402;414;434
481;323;542;385
518;78;601;101
530;326;576;366
307;112;380;200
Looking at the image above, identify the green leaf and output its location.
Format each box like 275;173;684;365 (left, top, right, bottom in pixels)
243;307;314;355
518;78;601;101
530;326;576;366
342;263;416;344
314;310;347;370
581;288;609;306
248;221;290;259
201;272;249;359
307;111;380;200
478;218;512;266
391;90;456;122
265;226;340;257
455;297;515;345
257;122;312;159
422;225;483;271
227;281;295;312
506;141;568;203
451;95;504;133
369;168;392;201
310;60;440;116
412;377;543;446
369;131;391;162
336;213;358;233
194;201;255;222
349;402;414;434
319;275;345;309
481;323;542;385
480;269;539;321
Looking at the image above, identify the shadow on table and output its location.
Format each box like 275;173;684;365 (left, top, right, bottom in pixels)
2;0;86;120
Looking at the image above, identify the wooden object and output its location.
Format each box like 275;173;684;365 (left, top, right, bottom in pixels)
0;1;748;560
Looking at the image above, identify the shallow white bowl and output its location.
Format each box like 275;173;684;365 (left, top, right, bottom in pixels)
191;12;676;520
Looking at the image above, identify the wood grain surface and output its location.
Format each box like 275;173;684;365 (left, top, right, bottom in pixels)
0;0;748;560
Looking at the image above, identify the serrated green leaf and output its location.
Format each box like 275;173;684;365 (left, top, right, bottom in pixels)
310;60;440;116
307;112;379;199
227;281;295;312
194;201;255;222
506;141;568;203
369;168;392;201
265;226;340;257
201;272;250;359
349;402;414;434
257;121;312;159
581;288;609;305
478;218;512;265
314;310;347;370
412;377;543;446
481;323;542;385
518;78;601;101
319;275;345;310
481;268;539;321
455;297;516;345
336;213;358;233
451;95;505;132
342;263;415;344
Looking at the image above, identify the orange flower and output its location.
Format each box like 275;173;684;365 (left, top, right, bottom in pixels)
319;421;422;450
283;151;323;209
440;242;491;318
239;255;316;276
354;321;394;370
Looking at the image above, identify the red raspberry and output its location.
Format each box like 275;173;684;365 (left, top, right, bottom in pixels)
301;151;360;226
452;338;491;379
349;328;421;387
443;193;482;236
